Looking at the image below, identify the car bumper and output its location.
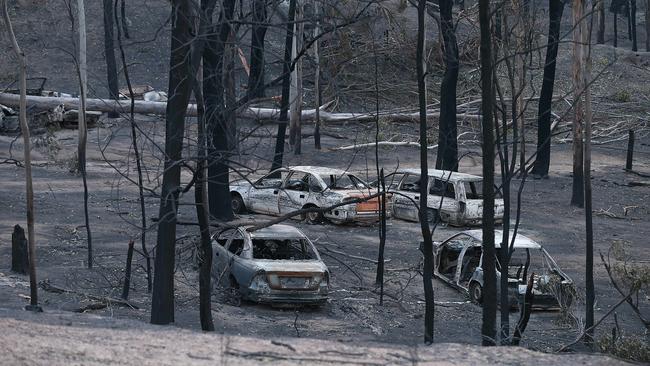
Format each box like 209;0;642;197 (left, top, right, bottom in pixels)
243;289;329;305
326;208;389;223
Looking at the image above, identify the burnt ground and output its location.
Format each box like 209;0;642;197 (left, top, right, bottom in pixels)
1;0;649;359
1;113;649;354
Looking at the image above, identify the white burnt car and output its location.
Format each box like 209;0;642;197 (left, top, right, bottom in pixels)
212;224;329;306
384;169;504;226
230;166;388;224
432;230;574;309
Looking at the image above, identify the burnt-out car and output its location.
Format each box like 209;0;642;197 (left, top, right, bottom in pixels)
212;224;330;306
384;169;504;226
230;166;390;224
431;230;574;309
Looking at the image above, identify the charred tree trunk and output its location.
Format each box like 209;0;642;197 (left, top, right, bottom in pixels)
628;0;633;40
313;0;321;150
416;0;435;345
190;0;215;331
583;11;595;343
150;0;193;325
102;0;119;117
3;0;39;309
270;0;297;176
121;240;134;300
614;11;618;47
631;0;638;51
435;0;459;172
205;0;236;221
571;0;585;208
597;0;605;44
479;0;497;346
11;225;28;274
120;0;130;39
247;0;267;100
531;0;565;178
194;64;215;332
646;0;650;51
289;1;304;155
76;0;93;269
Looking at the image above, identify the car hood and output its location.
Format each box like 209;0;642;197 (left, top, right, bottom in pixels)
251;260;328;273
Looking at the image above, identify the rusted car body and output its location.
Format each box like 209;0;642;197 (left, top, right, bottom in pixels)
212;224;330;306
432;230;574;309
385;169;504;226
230;166;390;224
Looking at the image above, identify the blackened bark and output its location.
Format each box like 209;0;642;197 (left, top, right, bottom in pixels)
479;0;497;346
416;0;435;345
571;0;584;208
121;240;134;300
597;0;605;44
194;74;215;332
531;0;565;178
120;0;130;39
583;15;595;343
435;0;459;172
614;11;618;47
205;0;236;221
270;0;297;176
631;0;637;51
102;0;119;117
628;0;633;40
646;0;650;51
313;0;321;150
11;225;28;274
247;0;267;99
150;0;193;325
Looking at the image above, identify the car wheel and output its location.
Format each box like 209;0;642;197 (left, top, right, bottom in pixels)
302;206;323;224
231;194;246;214
469;282;483;304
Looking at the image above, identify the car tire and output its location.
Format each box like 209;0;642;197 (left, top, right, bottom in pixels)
302;205;323;224
469;281;483;304
231;193;246;214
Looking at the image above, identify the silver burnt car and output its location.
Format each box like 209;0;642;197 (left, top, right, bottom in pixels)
385;169;504;226
230;166;389;224
431;230;574;309
212;224;330;306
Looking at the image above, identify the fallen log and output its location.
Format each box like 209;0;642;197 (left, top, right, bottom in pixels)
330;131;473;151
0;92;480;123
39;279;139;309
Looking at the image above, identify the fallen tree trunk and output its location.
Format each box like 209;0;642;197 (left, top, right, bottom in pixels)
0;92;480;123
330;131;473;151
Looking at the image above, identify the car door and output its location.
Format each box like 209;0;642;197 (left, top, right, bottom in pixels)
223;230;249;286
278;172;312;214
393;173;422;221
249;170;285;214
427;177;460;218
213;229;236;285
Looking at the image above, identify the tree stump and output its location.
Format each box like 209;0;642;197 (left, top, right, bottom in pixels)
11;225;29;274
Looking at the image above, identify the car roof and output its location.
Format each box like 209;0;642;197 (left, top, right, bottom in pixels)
246;224;307;239
462;230;542;249
290;165;353;176
394;168;483;182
